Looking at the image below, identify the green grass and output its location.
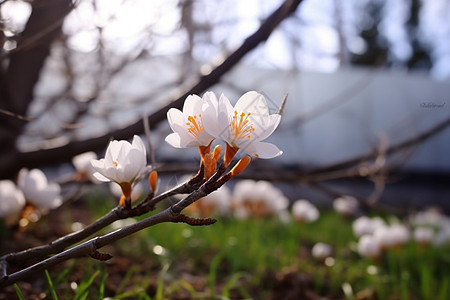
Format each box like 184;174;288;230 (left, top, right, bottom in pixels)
10;197;450;299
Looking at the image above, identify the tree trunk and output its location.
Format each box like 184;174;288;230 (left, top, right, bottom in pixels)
0;0;73;179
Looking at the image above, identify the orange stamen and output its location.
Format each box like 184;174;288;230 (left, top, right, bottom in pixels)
230;110;255;141
186;114;204;138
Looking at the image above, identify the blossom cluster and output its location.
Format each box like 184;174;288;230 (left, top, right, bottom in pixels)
165;91;283;164
0;169;62;226
186;179;322;225
353;208;450;259
186;179;289;220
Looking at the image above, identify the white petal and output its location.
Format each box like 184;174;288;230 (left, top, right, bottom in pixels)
253;114;281;142
92;172;111;182
122;148;147;182
28;168;48;190
183;94;203;116
167;108;186;130
235;91;269;117
31;183;62;209
132;135;146;156
90;158;105;172
202;97;221;137
105;140;120;165
202;91;218;107
165;132;183;148
72;151;97;173
216;94;234;141
242;141;282;159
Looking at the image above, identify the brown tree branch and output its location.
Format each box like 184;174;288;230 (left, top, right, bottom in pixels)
1;170;203;267
0;155;233;287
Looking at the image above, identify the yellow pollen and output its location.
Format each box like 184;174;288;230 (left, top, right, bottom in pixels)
186;114;204;138
230;110;255;140
113;160;118;167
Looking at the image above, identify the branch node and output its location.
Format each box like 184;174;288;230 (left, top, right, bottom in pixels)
89;250;113;261
172;214;217;226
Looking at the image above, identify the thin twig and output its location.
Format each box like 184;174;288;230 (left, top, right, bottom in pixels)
1;173;199;266
0;157;233;287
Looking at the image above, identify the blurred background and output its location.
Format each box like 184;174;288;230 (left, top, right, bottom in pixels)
1;0;450;211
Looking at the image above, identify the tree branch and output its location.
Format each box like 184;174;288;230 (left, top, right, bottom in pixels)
0;156;232;287
1;169;203;266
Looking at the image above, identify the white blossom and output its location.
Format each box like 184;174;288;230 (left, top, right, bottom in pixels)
353;216;386;237
165;92;217;148
311;242;332;259
91;135;147;185
292;199;319;223
232;179;288;219
413;227;435;244
17;168;62;210
357;235;381;258
203;91;282;159
333;195;359;217
72;151;101;183
0;180;25;225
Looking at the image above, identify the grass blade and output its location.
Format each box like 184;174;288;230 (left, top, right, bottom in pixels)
45;270;59;300
14;284;25;300
155;262;170;300
74;270;100;300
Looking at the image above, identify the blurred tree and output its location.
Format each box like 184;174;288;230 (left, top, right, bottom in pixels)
0;0;447;181
0;0;73;178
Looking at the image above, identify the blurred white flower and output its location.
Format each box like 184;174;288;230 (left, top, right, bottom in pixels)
187;185;232;217
333;195;359;217
409;208;445;228
357;235;381;258
433;224;450;246
373;226;395;249
165;92;217;148
0;180;26;225
292;199;319;223
413;227;435;244
374;223;409;249
72;151;101;183
203;91;282;159
390;224;410;246
353;216;386;237
232;179;288;219
311;242;332;259
18;168;62;210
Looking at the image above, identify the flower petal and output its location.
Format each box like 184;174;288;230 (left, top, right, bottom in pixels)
202;94;221;137
92;172;111;182
241;141;282;159
165;132;183;148
132;135;146;156
215;93;234;141
235;91;269;118
167;108;187;132
183;94;203;116
252;113;281;142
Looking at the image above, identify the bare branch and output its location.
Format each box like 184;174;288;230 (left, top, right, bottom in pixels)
1;172;201;266
0;155;234;287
